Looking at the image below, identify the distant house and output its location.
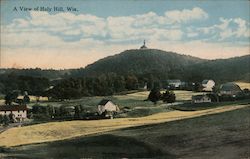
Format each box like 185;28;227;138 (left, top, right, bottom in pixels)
167;79;182;89
219;82;242;97
202;80;215;91
0;105;28;121
97;99;120;116
192;95;212;103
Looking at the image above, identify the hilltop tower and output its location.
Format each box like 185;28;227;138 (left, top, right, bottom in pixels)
140;40;148;49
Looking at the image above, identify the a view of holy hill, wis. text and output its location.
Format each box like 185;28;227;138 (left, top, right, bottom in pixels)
0;0;250;158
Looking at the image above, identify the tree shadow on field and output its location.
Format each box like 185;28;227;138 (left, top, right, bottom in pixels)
4;134;175;159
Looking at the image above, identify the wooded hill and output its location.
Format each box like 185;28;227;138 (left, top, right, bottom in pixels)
83;49;250;83
84;49;204;78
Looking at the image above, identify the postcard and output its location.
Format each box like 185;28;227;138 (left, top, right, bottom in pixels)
0;0;249;158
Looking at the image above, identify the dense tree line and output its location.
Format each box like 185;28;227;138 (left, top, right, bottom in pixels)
0;68;67;79
46;73;142;100
0;74;49;96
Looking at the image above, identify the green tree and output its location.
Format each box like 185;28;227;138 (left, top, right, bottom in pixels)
8;113;15;123
4;91;19;105
125;75;139;90
74;105;81;119
148;87;161;104
162;90;176;103
3;114;10;126
0;114;3;124
23;95;30;104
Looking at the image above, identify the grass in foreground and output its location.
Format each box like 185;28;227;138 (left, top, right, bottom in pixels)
1;106;249;159
0;104;246;148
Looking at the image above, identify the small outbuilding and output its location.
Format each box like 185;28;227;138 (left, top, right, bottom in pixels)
192;95;212;103
97;99;120;116
202;80;215;92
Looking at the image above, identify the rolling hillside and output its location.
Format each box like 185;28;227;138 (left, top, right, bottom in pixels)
83;49;249;82
184;55;250;82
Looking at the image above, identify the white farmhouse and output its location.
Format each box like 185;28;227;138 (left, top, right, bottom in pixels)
0;105;28;121
97;99;120;116
202;80;215;91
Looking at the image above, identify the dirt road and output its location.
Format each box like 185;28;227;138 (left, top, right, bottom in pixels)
0;104;248;147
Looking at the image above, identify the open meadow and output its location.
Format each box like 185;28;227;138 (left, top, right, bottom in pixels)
235;81;250;90
1;105;249;159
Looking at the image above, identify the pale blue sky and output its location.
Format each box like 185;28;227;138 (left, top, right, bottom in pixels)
1;0;249;68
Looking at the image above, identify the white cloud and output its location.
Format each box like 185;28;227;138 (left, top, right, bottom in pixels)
150;29;183;41
187;32;199;38
165;7;208;23
234;18;249;38
197;17;250;40
2;7;209;45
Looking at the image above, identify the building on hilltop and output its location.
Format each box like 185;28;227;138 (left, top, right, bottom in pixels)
140;40;148;49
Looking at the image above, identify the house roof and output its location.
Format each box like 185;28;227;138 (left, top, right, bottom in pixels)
98;99;111;105
202;79;214;84
0;105;27;111
220;82;242;92
167;79;181;83
202;80;209;84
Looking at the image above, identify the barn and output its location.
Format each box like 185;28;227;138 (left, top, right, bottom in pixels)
219;82;242;97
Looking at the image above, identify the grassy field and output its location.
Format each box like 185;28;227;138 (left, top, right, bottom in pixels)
0;82;248;107
235;81;250;90
171;99;250;111
0;104;247;148
1;105;249;159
